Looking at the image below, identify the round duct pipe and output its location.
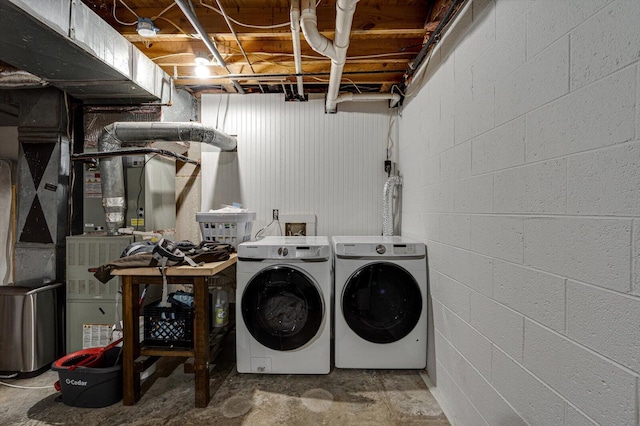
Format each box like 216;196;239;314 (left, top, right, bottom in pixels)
98;121;237;235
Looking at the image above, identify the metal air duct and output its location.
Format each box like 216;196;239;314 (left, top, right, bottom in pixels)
0;0;168;103
98;122;237;235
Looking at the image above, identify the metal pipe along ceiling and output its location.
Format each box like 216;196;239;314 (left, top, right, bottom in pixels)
174;0;245;94
98;122;237;235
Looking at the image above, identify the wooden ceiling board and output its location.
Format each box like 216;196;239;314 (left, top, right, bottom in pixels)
80;0;462;96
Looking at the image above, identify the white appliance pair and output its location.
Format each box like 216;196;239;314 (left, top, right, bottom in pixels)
235;235;427;374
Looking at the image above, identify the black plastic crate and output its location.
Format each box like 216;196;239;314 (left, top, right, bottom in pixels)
143;301;194;348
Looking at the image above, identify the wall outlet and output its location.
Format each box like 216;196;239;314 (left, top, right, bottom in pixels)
272;209;279;220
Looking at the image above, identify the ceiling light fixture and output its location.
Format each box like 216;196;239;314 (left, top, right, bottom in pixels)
194;51;211;78
194;65;210;78
194;51;210;65
137;18;159;37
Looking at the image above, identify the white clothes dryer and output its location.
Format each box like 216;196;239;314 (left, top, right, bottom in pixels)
332;236;427;369
236;236;331;374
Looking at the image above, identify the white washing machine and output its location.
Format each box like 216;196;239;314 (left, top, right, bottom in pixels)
332;236;427;369
236;236;331;374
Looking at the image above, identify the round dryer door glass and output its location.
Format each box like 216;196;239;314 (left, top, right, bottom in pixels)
242;266;324;351
342;262;422;344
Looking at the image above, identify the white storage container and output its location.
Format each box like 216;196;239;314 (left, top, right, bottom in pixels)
196;211;256;248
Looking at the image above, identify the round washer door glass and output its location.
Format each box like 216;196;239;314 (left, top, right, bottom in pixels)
342;262;422;344
242;266;324;351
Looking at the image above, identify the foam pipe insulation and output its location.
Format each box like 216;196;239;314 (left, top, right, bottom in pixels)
98;122;237;235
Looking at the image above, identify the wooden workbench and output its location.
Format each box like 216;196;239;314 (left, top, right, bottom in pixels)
111;253;237;408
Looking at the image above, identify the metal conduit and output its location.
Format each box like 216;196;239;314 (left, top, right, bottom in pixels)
174;0;245;94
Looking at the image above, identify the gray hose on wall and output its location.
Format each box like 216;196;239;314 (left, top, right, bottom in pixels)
382;175;402;237
98;122;237;235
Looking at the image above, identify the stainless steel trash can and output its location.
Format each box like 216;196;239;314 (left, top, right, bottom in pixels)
0;280;63;377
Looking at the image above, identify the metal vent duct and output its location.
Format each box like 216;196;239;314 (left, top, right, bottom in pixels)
0;0;169;103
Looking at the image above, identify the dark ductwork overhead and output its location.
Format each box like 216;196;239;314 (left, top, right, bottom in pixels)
0;0;170;103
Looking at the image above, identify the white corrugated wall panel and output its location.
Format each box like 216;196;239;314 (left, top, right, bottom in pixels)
201;93;391;237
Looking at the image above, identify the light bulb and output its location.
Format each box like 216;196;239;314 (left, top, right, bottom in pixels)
195;65;210;78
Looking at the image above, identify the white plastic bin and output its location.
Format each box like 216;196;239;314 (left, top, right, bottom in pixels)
196;211;256;248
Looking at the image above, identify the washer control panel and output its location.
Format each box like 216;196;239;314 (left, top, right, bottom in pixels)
238;237;331;260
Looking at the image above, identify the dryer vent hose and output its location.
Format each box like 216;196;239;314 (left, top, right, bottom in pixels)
382;175;402;236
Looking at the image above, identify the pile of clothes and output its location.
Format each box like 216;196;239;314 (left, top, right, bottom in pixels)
94;239;234;284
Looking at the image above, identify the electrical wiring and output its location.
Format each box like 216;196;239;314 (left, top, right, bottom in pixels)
154;16;197;37
402;48;434;99
348;52;416;60
343;77;362;94
214;50;413;64
152;2;177;20
215;0;264;93
112;0;138;26
200;0;290;29
386;108;397;161
150;52;194;62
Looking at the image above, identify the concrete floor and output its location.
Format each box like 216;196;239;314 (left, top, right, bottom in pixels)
0;333;449;425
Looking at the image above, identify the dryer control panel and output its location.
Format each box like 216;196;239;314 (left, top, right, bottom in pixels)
333;236;426;258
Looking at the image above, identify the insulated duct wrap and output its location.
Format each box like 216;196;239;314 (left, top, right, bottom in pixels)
0;70;49;88
98;122;237;235
382;175;402;237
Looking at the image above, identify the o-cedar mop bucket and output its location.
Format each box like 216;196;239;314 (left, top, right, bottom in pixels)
52;339;123;408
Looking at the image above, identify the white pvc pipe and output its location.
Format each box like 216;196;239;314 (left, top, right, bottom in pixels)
290;0;305;98
335;92;401;107
300;1;336;59
301;0;359;113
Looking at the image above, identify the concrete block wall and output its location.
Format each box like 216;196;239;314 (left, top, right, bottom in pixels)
399;0;640;425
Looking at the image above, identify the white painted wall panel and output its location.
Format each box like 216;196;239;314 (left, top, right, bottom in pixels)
201;94;390;237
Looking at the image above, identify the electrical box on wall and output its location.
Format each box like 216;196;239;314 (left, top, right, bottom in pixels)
281;214;316;236
82;154;176;233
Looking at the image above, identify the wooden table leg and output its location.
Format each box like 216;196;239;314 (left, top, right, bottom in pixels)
193;276;211;408
122;276;140;405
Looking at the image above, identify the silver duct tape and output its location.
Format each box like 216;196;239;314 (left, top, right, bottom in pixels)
105;212;125;222
102;197;125;208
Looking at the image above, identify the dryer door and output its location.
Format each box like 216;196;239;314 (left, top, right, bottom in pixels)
242;265;324;351
342;262;422;344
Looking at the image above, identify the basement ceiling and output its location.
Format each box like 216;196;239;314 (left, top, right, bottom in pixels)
79;0;462;98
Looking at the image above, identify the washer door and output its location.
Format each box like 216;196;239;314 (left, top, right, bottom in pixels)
242;265;324;351
342;262;422;344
